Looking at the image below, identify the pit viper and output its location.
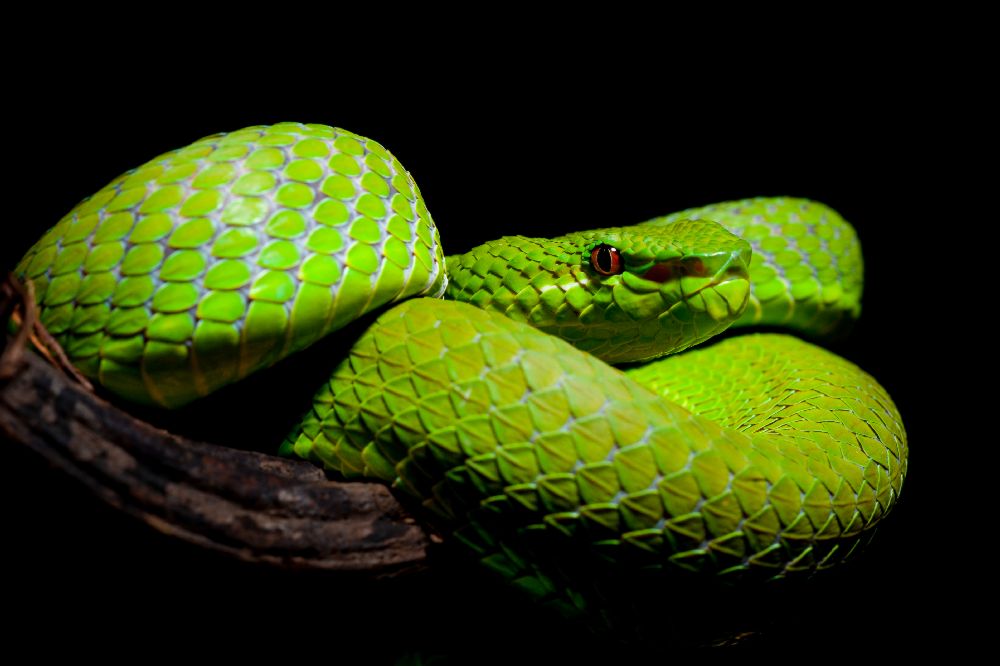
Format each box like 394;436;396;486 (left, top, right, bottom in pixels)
13;122;907;620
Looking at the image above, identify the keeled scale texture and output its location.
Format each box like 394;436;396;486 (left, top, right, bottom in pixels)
626;334;906;566
645;197;863;333
15;123;446;406
285;298;906;579
445;220;752;364
11;117;905;614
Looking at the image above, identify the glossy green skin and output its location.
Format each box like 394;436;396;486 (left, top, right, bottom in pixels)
15;123;446;407
285;209;904;585
16;124;906;615
445;220;752;364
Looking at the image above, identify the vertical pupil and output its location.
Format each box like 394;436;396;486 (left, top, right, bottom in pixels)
598;246;612;272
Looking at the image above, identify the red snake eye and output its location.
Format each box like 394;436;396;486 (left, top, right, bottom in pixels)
590;244;623;276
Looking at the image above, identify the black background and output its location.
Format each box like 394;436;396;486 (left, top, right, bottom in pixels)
0;49;971;659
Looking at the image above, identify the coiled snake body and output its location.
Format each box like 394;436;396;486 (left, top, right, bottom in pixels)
14;123;907;621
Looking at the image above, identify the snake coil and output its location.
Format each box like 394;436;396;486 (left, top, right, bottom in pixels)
14;122;906;623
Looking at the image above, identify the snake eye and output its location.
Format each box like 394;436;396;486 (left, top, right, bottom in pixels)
590;244;623;276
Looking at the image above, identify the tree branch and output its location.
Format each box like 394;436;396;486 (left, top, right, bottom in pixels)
0;283;431;574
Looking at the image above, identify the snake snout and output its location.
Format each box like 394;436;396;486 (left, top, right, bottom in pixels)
725;244;752;280
698;244;753;322
703;243;752;283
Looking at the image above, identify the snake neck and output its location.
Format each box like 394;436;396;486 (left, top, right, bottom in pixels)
444;220;752;364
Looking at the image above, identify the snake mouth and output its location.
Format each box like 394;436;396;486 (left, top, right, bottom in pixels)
682;259;751;317
656;250;751;322
696;275;751;320
686;265;751;296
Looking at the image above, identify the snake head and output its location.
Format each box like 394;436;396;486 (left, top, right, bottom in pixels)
446;219;751;363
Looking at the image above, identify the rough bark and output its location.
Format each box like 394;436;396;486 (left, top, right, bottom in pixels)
0;279;431;574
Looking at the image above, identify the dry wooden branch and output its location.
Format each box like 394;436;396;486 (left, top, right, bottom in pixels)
0;278;431;574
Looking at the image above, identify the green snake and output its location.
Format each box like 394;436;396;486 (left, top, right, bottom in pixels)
13;122;907;622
